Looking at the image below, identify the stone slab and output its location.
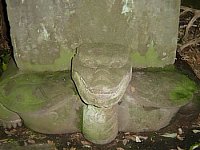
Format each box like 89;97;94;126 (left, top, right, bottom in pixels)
0;63;197;133
118;69;198;131
6;0;79;71
6;0;180;71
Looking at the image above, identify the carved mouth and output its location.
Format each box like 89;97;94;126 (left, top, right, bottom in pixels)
74;68;132;101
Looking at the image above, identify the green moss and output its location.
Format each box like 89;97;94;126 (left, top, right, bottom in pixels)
131;40;164;67
144;65;176;72
0;71;77;112
18;47;75;72
169;75;198;105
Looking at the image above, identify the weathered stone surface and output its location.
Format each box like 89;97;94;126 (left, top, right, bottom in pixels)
72;43;132;107
6;0;79;71
0;64;82;133
118;70;198;132
0;64;198;136
76;0;180;67
6;0;180;71
83;105;118;144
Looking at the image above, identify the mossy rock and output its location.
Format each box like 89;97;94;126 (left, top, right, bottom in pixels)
125;69;198;108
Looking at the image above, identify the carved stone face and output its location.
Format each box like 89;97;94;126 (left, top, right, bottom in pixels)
72;43;132;107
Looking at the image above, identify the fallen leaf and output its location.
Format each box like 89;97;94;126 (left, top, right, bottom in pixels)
122;139;128;145
138;135;148;140
47;140;55;145
135;136;142;143
117;147;124;150
81;140;91;148
190;143;200;150
81;140;91;145
0;139;9;143
124;132;130;135
178;128;183;135
192;129;200;133
161;133;177;138
27;139;36;144
82;145;91;148
4;129;17;135
177;135;184;141
124;135;135;141
177;146;185;150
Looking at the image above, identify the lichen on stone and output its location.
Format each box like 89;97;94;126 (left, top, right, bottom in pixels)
169;75;198;105
131;40;164;67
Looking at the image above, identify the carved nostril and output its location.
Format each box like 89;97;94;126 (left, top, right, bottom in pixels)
95;68;110;75
94;69;111;82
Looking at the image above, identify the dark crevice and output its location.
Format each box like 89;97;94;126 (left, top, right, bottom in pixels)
0;0;13;58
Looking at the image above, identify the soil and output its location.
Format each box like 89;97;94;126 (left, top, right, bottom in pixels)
0;3;200;150
0;102;200;150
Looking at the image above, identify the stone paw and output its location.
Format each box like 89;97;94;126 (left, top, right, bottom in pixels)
0;110;22;129
2;118;22;129
0;103;23;129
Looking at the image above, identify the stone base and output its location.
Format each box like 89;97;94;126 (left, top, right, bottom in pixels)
119;70;198;132
0;60;83;133
0;63;198;142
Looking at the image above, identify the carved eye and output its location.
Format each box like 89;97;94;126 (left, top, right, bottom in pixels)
110;60;122;68
84;59;96;67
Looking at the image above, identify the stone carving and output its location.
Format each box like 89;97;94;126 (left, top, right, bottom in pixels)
0;0;196;145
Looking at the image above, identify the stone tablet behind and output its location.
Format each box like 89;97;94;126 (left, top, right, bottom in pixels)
6;0;79;71
6;0;180;71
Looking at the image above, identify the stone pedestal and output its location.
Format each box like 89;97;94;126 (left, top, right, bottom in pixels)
1;0;188;145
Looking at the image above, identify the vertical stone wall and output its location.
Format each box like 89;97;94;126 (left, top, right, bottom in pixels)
6;0;180;71
76;0;180;68
6;0;80;71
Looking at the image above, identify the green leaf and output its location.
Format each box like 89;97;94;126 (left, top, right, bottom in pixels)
2;62;7;71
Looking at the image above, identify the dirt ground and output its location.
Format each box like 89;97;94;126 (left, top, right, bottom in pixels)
0;101;200;150
0;4;200;150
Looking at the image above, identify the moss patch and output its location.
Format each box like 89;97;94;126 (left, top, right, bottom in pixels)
140;65;176;72
169;75;198;105
0;71;77;112
17;47;75;72
131;40;164;67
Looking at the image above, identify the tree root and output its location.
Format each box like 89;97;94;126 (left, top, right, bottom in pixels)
178;6;200;79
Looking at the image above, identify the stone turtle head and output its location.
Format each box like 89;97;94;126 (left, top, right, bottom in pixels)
72;43;132;107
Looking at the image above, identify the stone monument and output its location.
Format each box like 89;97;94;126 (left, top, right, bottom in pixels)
0;0;198;144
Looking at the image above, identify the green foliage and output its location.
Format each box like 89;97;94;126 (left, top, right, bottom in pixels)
0;49;10;73
169;75;198;105
131;40;162;67
189;142;200;150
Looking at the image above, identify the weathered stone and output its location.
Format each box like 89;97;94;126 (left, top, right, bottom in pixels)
6;0;79;71
83;105;118;144
0;63;198;141
0;63;83;133
2;0;185;145
119;101;179;132
6;0;180;71
76;0;180;68
72;43;132;107
118;70;198;132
